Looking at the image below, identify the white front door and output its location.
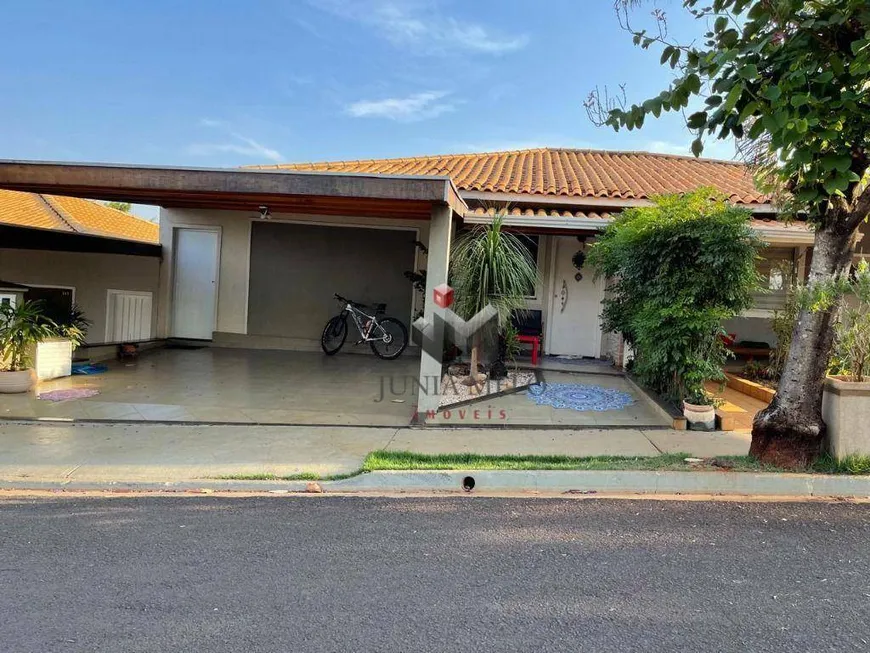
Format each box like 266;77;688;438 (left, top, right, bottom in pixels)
172;228;219;339
546;236;605;357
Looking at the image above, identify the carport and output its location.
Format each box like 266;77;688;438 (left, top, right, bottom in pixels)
0;160;467;418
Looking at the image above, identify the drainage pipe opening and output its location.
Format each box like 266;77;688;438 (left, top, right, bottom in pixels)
462;476;476;492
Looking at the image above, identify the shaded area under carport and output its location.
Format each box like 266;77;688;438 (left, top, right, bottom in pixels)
0;348;420;426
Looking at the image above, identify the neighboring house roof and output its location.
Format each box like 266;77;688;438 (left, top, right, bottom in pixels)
254;147;770;206
0;189;158;243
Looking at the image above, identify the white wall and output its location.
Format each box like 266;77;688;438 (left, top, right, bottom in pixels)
159;208;429;340
0;248;160;344
723;316;777;347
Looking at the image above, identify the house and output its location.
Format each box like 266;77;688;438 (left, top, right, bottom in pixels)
250;148;820;360
0;149;832;414
0;189;161;357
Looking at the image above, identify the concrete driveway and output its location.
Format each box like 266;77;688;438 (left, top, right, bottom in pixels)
0;347;420;426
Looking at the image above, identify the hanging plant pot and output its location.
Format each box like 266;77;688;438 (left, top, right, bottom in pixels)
683;401;716;431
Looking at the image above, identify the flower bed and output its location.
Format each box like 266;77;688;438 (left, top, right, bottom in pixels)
725;372;776;404
438;369;536;408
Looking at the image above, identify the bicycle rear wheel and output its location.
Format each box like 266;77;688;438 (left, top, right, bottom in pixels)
369;317;408;360
321;316;348;355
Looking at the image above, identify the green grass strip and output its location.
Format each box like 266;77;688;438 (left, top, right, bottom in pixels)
215;451;870;481
362;450;783;473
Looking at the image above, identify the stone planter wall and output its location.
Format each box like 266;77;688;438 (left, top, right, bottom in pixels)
822;376;870;458
724;372;776;404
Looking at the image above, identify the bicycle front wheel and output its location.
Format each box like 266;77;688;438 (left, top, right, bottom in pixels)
369;317;408;360
321;316;348;355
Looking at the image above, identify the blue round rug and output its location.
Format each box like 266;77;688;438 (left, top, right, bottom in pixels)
527;382;635;412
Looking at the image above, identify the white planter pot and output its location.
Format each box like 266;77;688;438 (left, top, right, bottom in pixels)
822;376;870;458
0;369;35;393
683;401;716;431
34;338;73;381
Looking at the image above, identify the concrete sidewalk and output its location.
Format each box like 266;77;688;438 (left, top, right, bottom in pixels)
0;421;750;485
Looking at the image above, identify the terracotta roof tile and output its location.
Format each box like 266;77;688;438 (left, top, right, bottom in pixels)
0;189;70;233
466;207;612;220
254;147;769;205
0;190;158;243
466;207;809;237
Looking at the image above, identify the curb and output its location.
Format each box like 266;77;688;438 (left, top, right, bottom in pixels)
328;470;870;497
3;470;870;498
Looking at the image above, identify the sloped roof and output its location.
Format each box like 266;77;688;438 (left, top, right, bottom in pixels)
0;189;158;243
465;206;813;241
253;148;769;205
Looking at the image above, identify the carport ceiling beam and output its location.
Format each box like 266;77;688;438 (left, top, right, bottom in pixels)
0;160;467;218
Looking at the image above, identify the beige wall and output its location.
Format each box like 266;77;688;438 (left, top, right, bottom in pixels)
248;221;417;339
0;248;161;344
159;208;429;340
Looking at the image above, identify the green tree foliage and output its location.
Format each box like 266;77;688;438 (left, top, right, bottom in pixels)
105;201;132;213
769;287;799;380
591;0;870;218
588;0;870;466
588;190;763;404
830;260;870;381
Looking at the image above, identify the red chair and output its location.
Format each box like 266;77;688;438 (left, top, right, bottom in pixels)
517;333;541;365
512;310;543;366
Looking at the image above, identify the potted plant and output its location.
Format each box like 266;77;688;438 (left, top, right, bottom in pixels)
682;387;717;431
0;300;60;393
449;213;538;387
33;305;91;380
822;260;870;457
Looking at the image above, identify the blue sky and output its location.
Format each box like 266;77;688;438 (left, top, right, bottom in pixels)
0;0;735;218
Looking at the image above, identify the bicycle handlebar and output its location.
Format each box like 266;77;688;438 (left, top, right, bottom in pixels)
335;293;365;308
334;294;386;313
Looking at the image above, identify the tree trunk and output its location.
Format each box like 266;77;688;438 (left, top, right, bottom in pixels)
464;332;485;387
750;223;856;467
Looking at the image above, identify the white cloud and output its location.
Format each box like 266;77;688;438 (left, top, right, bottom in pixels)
294;17;324;39
453;137;601;153
186;138;283;162
346;90;456;121
187;121;284;161
309;0;528;55
643;138;739;161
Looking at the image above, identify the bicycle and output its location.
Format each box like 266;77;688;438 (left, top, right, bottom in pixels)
320;294;409;359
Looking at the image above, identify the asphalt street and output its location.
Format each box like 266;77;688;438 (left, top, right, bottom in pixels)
2;496;869;652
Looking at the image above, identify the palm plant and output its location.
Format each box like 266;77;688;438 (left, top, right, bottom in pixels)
0;301;60;371
450;214;538;382
53;304;91;349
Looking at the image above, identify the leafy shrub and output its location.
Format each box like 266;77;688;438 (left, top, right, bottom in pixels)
742;360;770;383
588;189;763;405
52;304;91;349
768;270;800;381
830;260;870;382
0;301;60;371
